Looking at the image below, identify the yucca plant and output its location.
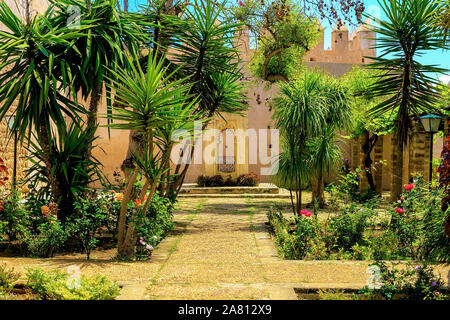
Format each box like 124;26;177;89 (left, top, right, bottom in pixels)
25;122;104;221
134;0;247;198
308;128;343;208
0;1;86;203
106;52;198;258
48;0;150;160
365;0;447;200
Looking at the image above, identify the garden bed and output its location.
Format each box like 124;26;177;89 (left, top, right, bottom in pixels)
295;288;450;300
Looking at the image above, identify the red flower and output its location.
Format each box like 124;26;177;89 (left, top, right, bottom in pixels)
135;199;142;207
300;209;312;217
404;184;415;191
238;1;245;6
396;207;405;214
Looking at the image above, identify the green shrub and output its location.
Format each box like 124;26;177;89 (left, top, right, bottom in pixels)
67;191;110;259
0;263;19;293
267;207;317;259
358;261;448;300
326;204;375;251
134;193;174;260
24;218;69;258
197;173;260;187
0;193;29;241
26;268;120;300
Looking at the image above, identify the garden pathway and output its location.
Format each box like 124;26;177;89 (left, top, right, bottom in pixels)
2;197;449;299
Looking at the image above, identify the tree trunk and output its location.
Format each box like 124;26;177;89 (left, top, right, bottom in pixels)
311;174;325;208
39;119;64;220
117;170;138;255
362;131;378;192
391;137;404;201
84;84;102;162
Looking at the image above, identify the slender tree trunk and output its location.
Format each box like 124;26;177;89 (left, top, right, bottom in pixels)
84;84;102;162
117;170;138;255
391;137;404;201
39;119;64;219
311;173;325;208
289;189;296;215
362;131;378;191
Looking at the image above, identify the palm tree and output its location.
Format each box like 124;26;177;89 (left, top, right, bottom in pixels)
106;52;198;258
308;128;343;208
366;0;447;200
271;71;328;214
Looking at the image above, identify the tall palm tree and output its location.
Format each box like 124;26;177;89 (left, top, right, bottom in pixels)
271;71;328;215
366;0;447;200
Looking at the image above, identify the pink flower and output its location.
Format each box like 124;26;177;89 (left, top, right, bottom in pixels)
139;240;145;245
153;235;158;240
300;209;308;215
304;211;312;217
435;291;440;295
396;207;404;214
404;184;415;191
146;245;154;251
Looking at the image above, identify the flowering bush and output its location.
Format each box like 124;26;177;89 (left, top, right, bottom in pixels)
357;261;447;300
267;207;318;259
326;203;377;251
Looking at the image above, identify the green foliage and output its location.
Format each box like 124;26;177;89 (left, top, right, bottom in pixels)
23;218;69;258
25;123;105;220
358;261;448;300
67;192;112;259
327;167;381;203
269;173;450;262
170;0;247;118
0;1;84;141
271;70;351;213
232;0;320;80
49;0;148;104
341;66;395;138
26;268;120;300
327;204;377;251
390;177;450;261
196;173;260;187
366;0;447;145
134;194;174;260
267;207;317;259
0;192;28;241
0;264;19;293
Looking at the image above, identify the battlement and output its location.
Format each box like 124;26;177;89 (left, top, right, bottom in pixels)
235;18;376;66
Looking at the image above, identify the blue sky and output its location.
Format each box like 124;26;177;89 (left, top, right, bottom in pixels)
126;0;450;77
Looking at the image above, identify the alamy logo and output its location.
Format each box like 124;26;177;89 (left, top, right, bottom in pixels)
67;265;81;290
366;265;381;289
